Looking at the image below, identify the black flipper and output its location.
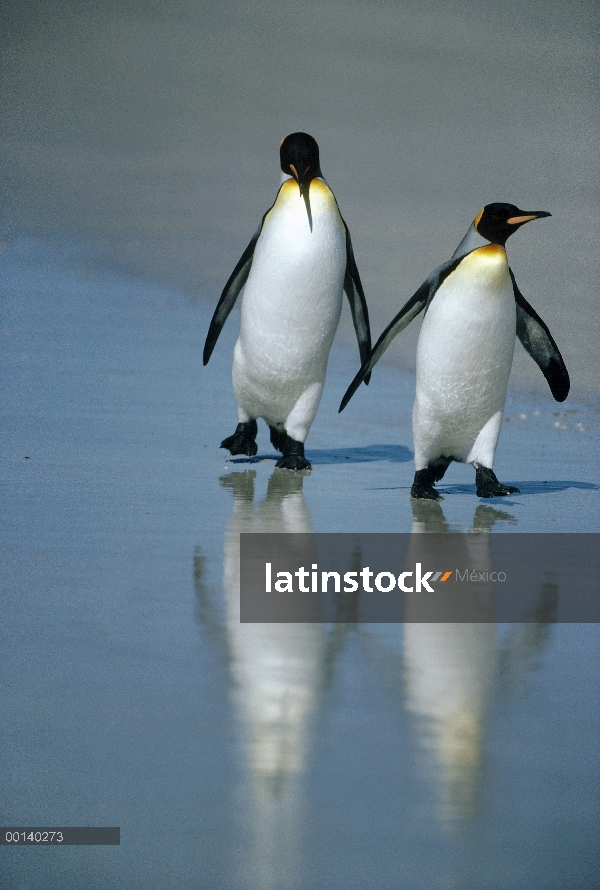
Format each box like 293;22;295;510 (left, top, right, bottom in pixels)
339;256;462;412
342;223;372;380
203;223;263;365
510;270;570;402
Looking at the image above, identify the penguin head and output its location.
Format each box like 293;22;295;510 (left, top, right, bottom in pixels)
280;132;322;230
474;203;551;246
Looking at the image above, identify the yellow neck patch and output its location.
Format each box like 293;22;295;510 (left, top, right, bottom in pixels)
278;177;332;206
473;243;506;259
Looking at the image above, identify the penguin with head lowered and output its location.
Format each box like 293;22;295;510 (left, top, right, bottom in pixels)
204;132;371;470
339;203;569;498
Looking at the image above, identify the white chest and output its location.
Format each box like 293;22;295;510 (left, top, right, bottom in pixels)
241;179;346;330
416;245;516;404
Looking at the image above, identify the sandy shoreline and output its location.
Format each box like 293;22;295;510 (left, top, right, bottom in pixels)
3;238;598;536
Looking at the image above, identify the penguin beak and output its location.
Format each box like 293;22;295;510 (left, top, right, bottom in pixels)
289;163;314;232
506;211;551;225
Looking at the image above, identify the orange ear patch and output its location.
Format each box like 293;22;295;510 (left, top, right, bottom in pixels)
473;208;484;229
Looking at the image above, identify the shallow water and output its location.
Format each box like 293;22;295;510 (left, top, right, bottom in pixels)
1;241;599;888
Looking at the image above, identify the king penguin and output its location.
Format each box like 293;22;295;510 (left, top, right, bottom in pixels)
339;203;570;498
203;132;371;470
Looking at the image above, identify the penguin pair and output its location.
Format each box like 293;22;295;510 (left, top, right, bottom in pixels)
205;134;569;496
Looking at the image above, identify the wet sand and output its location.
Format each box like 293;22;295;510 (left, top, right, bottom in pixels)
1;240;598;888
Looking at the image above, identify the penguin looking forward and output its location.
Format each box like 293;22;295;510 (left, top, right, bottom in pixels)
339;203;569;498
203;132;371;470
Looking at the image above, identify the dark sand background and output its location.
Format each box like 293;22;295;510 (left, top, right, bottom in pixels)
2;0;598;399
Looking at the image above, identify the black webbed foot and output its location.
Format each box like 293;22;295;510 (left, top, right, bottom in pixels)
475;465;520;498
273;434;311;471
220;420;258;456
276;453;311;471
410;457;452;500
411;472;444;500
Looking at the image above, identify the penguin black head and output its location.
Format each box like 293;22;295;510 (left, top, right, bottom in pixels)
474;203;551;246
280;132;322;230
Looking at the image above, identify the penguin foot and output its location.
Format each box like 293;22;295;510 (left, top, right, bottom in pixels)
220;420;258;456
269;425;290;453
274;437;311;471
475;465;519;498
411;468;444;500
276;454;311;471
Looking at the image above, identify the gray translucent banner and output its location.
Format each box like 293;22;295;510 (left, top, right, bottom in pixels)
240;534;600;623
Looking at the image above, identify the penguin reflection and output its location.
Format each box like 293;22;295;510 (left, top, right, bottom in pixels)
402;501;514;824
221;468;327;889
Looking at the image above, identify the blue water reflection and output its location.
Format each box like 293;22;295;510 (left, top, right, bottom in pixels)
196;469;598;888
209;470;326;889
2;238;597;887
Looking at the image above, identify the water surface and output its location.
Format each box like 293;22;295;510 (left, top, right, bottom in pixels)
1;241;598;888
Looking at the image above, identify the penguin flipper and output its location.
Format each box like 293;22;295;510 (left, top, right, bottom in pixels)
510;270;570;402
343;225;372;380
339;258;459;412
203;226;261;365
